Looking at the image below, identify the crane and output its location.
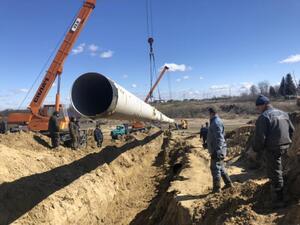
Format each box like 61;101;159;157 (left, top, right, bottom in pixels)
7;0;96;131
130;50;170;132
145;65;169;103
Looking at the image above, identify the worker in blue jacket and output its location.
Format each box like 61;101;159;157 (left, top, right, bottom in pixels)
207;107;233;193
253;95;294;208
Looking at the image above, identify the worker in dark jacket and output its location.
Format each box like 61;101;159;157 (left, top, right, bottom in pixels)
207;107;232;193
69;117;80;150
200;122;209;148
253;95;294;207
48;111;60;148
0;120;8;134
94;124;103;148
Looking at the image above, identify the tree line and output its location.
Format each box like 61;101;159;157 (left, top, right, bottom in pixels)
249;73;300;98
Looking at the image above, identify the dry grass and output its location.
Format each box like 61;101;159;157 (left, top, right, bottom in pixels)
155;99;299;118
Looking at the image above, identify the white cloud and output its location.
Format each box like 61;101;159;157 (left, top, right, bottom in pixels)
131;83;137;88
72;43;86;55
100;50;114;58
279;54;300;64
187;66;193;71
163;63;190;72
9;88;29;94
199;76;204;80
88;44;99;52
239;82;253;90
19;88;29;93
210;84;230;90
183;75;189;80
123;74;128;79
176;78;181;82
88;44;99;56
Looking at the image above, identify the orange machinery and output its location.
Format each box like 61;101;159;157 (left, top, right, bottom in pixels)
144;66;169;103
8;0;96;131
131;66;169;130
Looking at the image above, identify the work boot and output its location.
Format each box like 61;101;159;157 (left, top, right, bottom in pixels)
212;186;221;193
212;180;221;193
272;189;286;209
222;182;233;190
222;173;232;186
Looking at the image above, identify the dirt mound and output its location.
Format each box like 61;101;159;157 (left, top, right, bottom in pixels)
0;129;173;225
203;112;300;225
0;131;51;151
192;181;281;225
284;112;300;200
219;104;256;115
2;119;300;225
226;125;255;159
149;130;300;225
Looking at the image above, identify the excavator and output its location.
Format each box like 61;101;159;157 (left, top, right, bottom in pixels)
7;0;96;132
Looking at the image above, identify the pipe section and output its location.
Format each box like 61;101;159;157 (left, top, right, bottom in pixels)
71;72;174;123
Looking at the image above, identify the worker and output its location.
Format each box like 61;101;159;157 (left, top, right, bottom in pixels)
48;111;60;148
253;95;294;208
0;120;8;134
69;117;80;150
94;124;103;148
207;107;232;193
200;122;209;148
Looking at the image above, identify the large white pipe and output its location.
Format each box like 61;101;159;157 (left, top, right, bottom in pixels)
71;72;174;123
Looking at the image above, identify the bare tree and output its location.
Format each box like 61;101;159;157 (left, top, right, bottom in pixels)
249;85;259;96
258;81;270;95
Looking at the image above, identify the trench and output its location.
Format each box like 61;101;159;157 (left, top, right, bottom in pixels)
3;128;276;225
0;130;196;225
2;116;300;225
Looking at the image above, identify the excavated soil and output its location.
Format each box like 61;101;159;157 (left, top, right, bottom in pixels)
1;115;300;225
0;129;169;225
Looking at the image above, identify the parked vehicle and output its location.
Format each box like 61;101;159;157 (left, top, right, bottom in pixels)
111;124;129;140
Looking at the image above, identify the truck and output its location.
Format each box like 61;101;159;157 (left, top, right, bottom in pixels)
110;124;129;140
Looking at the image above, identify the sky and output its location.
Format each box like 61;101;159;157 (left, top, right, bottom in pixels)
1;0;300;110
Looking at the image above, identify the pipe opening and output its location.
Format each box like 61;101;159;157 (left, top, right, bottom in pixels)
71;72;114;117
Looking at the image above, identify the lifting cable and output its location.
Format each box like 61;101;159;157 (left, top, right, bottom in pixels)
146;0;161;101
18;3;83;109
